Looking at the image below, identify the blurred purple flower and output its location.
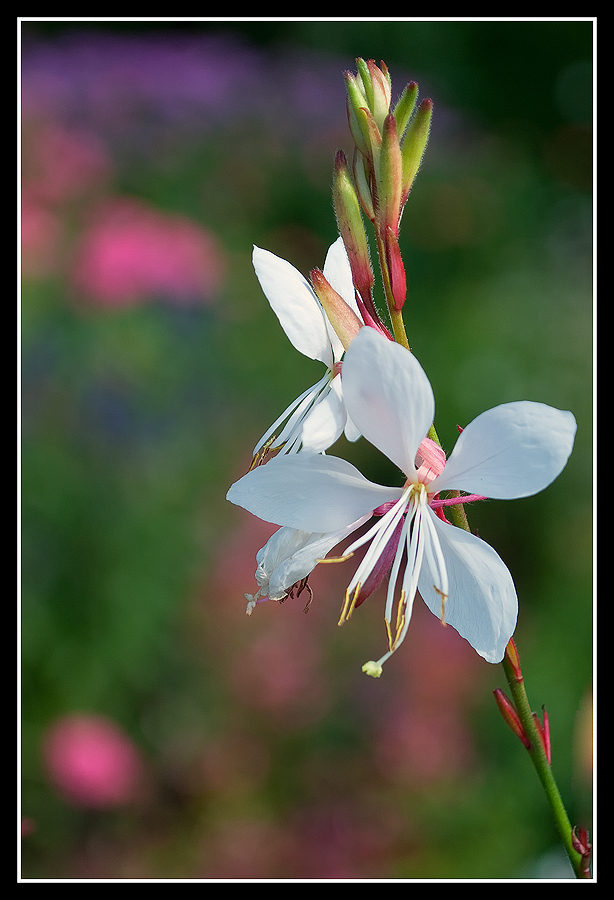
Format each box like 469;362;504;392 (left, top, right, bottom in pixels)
21;30;349;148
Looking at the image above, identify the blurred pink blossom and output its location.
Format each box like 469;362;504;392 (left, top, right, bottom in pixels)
21;194;62;279
71;198;226;307
21;123;112;207
42;713;144;808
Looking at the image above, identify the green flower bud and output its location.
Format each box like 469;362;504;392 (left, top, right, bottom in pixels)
332;151;374;305
401;98;433;204
378;113;403;236
392;80;419;140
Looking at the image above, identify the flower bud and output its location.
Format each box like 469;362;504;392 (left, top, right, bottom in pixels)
532;706;551;765
401;98;433;204
384;226;406;310
351;149;375;222
310;267;363;350
571;826;592;876
363;59;392;132
493;688;531;749
345;60;390;163
392;80;419;140
332;151;374;306
378;114;403;237
504;637;523;683
345;72;372;159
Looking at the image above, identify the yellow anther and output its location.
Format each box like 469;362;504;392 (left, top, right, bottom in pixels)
249;435;285;470
384;617;393;651
317;552;354;564
391;614;406;651
337;582;361;625
433;585;448;626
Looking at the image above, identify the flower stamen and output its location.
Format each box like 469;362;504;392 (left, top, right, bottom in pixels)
338;581;362;625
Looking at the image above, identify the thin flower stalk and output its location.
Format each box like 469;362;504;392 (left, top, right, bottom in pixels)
500;639;591;879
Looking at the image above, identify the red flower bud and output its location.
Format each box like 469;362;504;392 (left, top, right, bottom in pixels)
384;226;407;311
493;688;531;750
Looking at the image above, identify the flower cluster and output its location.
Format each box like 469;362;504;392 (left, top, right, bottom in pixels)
227;60;577;677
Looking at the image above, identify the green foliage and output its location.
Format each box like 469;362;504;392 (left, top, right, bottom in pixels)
21;20;592;880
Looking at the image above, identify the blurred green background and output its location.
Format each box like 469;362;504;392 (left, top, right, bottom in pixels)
20;20;593;880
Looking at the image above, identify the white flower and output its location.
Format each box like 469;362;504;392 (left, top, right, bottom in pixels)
228;327;577;673
251;237;361;462
244;518;370;615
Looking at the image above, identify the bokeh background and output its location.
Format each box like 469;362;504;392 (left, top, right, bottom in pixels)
20;20;593;880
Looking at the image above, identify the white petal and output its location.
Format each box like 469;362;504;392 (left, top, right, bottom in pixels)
227;453;400;532
260;521;368;601
342;327;435;477
418;511;518;663
430;401;577;499
323;237;358;309
252;246;333;366
301;376;346;453
344;415;361;443
253;375;329;456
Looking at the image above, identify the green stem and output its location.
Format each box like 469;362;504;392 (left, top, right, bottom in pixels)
375;201;589;882
501;651;590;879
389;308;410;349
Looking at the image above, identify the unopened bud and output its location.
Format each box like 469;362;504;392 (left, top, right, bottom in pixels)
345;72;372;159
346;62;387;165
378;114;403;236
332;151;374;305
493;688;531;749
571;826;592;876
504;637;523;683
401;98;433;204
393;80;419;140
532;706;551;765
363;59;392;132
384;226;406;310
310;268;363;350
351;149;375;222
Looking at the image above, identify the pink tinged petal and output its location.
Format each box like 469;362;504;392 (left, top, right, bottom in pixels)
415;437;447;479
342;326;435;478
417;511;518;664
227;453;400;533
415;436;447;484
430;401;577;499
252;246;333;367
300;374;346;453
